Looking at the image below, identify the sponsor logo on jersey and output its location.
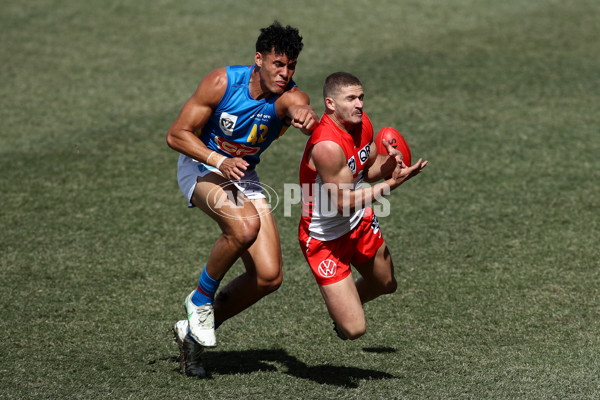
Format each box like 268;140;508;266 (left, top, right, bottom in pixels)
216;137;259;157
318;259;337;278
359;143;370;164
347;156;356;174
219;112;238;136
251;112;272;121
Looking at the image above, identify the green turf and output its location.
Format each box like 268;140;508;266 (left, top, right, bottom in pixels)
1;0;599;398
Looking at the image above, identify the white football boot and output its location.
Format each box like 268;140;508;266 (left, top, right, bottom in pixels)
184;291;217;347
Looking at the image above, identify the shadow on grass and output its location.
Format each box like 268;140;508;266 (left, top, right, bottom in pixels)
175;348;399;388
362;346;397;354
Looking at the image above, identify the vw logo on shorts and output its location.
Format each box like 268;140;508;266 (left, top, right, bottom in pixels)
206;180;280;220
318;259;337;278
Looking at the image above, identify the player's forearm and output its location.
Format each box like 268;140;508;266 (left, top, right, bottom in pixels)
334;181;391;214
364;154;396;182
166;129;218;165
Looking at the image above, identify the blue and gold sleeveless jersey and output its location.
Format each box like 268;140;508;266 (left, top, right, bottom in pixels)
198;65;295;168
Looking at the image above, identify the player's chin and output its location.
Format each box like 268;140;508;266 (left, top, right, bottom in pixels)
351;114;363;124
273;82;287;94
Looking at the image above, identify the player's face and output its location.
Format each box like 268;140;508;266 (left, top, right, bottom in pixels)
331;85;364;127
256;49;297;95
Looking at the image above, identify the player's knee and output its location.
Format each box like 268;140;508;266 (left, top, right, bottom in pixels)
258;277;281;295
225;218;260;249
343;323;366;341
257;267;283;294
382;277;397;295
373;276;397;296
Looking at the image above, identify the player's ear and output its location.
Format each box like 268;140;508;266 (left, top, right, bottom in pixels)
255;52;263;68
324;97;335;112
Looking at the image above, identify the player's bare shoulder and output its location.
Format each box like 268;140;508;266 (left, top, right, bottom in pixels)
309;140;346;171
194;67;229;107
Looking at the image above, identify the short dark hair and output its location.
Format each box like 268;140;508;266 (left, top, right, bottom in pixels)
255;21;303;60
323;72;362;100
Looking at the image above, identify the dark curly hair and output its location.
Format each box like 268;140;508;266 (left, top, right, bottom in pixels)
255;21;303;60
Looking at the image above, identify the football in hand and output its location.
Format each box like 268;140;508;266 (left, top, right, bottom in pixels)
375;127;411;166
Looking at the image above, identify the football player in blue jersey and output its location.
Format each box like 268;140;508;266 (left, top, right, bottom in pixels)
166;21;318;378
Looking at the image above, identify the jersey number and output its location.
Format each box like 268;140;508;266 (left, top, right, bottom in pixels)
247;124;268;145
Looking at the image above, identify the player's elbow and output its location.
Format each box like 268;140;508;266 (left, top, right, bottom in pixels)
166;130;178;150
166;128;190;152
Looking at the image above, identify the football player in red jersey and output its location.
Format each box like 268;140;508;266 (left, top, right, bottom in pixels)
298;72;427;340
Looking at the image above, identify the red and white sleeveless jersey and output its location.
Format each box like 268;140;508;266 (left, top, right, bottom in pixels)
299;112;374;241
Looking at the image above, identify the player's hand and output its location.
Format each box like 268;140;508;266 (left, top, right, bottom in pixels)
217;156;249;181
382;138;404;165
389;158;428;188
291;105;319;135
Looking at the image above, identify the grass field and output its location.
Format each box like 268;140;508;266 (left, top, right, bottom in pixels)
1;0;599;398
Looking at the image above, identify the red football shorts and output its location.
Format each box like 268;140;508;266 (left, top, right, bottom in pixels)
298;207;384;286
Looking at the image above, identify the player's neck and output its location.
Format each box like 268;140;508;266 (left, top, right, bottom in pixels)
327;113;358;136
248;66;271;100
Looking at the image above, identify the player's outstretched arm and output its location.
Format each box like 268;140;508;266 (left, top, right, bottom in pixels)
276;87;319;135
312;142;428;215
311;141;388;215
